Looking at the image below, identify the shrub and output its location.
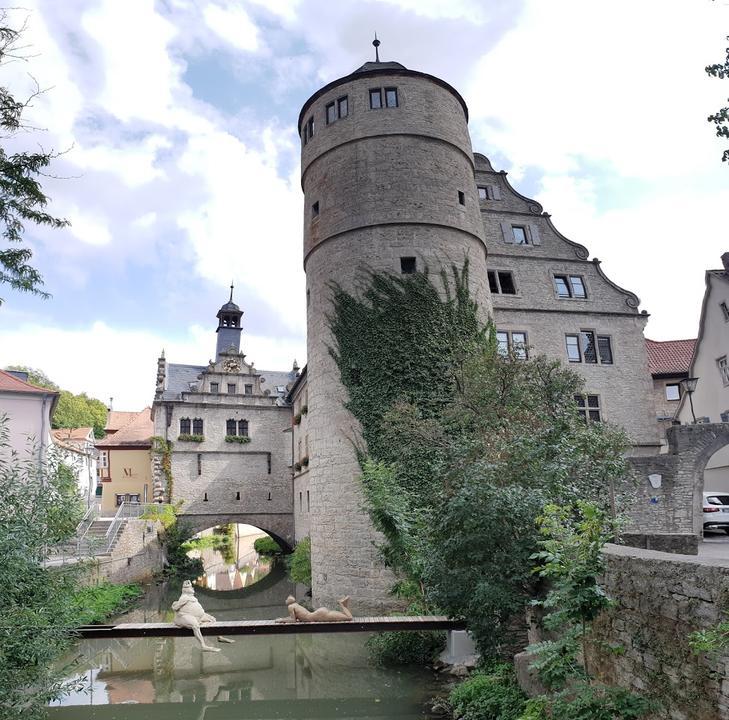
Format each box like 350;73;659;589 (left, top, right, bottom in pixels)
449;663;527;720
72;582;143;625
542;684;654;720
254;536;283;556
177;434;204;442
286;536;311;586
225;435;251;443
161;521;204;579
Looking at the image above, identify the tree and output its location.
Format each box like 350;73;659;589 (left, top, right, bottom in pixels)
3;366;107;437
706;1;729;166
0;417;84;717
0;12;69;306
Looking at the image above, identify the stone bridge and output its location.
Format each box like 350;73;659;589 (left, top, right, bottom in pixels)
177;511;294;552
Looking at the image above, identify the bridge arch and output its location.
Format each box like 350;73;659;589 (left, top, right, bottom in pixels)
178;513;294;552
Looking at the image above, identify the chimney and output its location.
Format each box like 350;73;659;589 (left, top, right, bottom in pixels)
722;252;729;272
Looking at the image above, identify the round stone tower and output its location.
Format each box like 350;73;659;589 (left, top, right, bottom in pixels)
300;58;492;611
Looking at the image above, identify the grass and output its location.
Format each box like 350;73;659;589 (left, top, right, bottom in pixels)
71;581;143;625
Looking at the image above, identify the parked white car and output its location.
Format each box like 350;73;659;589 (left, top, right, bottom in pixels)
703;492;729;533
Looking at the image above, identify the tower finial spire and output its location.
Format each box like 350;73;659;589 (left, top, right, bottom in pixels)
229;281;234;302
373;33;380;63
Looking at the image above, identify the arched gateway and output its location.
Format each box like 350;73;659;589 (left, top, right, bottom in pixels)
151;289;299;552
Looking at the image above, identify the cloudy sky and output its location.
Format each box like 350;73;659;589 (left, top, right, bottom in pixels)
0;0;727;409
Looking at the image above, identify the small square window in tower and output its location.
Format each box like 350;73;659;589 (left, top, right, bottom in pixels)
326;102;336;124
400;257;416;274
311;201;319;219
458;190;465;205
338;96;348;118
307;116;314;139
385;87;398;107
369;89;382;109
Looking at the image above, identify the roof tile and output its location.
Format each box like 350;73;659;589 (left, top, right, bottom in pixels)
645;338;696;376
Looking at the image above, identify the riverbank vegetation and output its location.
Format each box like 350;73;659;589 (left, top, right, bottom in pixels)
286;536;312;586
328;265;650;710
254;535;284;557
71;582;143;625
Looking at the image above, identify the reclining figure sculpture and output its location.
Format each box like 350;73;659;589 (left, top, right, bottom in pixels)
275;595;353;623
171;580;221;652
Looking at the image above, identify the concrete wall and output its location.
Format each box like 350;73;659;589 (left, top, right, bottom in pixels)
589;544;729;720
100;448;153;515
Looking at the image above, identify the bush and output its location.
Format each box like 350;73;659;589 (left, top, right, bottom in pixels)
366;628;445;666
225;435;251;443
286;536;312;586
161;521;204;579
72;582;143;625
177;434;204;442
543;684;654;720
254;535;283;556
450;663;527;720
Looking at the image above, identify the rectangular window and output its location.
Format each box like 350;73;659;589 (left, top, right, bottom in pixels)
307;490;310;512
665;383;681;401
244;384;253;395
581;331;597;364
566;334;581;362
226;419;237;435
311;201;319;218
326;101;336;124
338;95;348;118
400;256;416;274
597;335;613;365
458;190;465;205
496;330;528;359
307;116;314;139
299;492;303;512
719;356;729;386
369;88;382;109
575;394;601;423
478;186;488;200
554;274;587;299
385;87;398;107
192;418;203;435
197;453;202;476
227;383;236;394
512;226;528;244
115;494;125;507
210;382;219;393
239;419;249;436
487;270;517;295
180;418;191;435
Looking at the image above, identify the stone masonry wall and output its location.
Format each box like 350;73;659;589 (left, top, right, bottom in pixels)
589;544;729;720
90;518;165;585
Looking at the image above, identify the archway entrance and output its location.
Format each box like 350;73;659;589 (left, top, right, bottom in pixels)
184;524;286;592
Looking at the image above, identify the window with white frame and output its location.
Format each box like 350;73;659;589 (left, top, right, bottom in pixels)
565;331;613;365
665;383;681;401
575;394;601;423
553;274;587;299
496;330;528;359
719;356;729;385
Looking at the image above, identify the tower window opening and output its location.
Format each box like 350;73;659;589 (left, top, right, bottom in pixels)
307;490;310;512
307;116;314;140
326;102;336;124
385;87;398;107
338;96;348;118
369;88;382;109
400;256;416;274
312;201;319;219
197;453;202;476
458;190;465;205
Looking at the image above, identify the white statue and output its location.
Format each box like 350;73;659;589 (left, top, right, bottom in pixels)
171;580;220;652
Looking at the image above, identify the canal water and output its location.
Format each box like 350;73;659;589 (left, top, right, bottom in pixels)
49;528;447;719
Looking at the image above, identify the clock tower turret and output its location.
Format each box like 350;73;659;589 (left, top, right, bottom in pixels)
215;283;243;359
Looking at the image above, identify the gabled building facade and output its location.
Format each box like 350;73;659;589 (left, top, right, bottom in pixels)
52;426;98;507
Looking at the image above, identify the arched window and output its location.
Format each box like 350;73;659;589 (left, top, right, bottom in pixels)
238;419;249;437
192;418;203;435
180;417;191;435
226;419;237;436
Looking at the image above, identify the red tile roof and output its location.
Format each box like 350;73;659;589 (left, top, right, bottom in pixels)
96;408;152;448
52;427;94;441
104;411;139;433
0;369;59;395
645;338;696;376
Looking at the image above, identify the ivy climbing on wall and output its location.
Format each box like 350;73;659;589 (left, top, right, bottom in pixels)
152;436;173;501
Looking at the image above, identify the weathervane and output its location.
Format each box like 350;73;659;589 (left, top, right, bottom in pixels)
373;33;380;63
229;281;234;302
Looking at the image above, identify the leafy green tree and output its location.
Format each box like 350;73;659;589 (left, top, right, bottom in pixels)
0;13;69;305
0;416;84;717
706;34;729;164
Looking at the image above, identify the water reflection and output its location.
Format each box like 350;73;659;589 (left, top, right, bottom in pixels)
50;571;446;718
187;525;273;592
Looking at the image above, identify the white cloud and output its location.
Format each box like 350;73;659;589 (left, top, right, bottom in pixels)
0;321;306;410
204;2;260;51
65;207;112;246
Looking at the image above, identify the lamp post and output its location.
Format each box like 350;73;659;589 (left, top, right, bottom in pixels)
681;377;699;424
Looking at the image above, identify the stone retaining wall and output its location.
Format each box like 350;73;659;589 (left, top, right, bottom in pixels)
589;544;729;720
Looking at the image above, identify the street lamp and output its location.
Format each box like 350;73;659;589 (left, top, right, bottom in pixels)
681;377;699;424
